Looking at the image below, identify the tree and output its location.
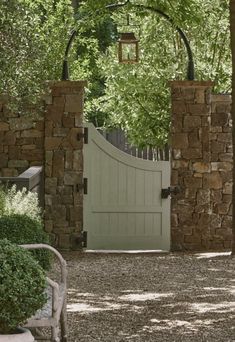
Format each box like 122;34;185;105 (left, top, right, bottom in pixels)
0;0;74;113
230;0;235;254
76;0;231;147
1;0;231;144
70;14;118;127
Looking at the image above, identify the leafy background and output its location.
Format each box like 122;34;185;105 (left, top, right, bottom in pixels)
0;0;231;146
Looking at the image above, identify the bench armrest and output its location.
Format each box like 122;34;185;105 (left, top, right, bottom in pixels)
20;244;67;287
46;277;60;312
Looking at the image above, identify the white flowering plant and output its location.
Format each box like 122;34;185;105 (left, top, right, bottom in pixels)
0;185;50;270
0;185;41;221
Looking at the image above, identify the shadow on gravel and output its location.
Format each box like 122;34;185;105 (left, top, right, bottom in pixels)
64;252;235;342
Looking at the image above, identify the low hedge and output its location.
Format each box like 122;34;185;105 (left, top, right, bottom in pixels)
0;214;51;270
0;239;47;334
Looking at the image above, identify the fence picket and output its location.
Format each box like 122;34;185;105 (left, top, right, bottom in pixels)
97;128;169;161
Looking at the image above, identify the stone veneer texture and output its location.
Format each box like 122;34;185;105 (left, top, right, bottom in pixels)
170;81;232;251
0;80;233;251
0;95;44;176
0;81;86;250
44;81;86;249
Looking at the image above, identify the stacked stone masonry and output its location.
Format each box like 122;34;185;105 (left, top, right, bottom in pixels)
44;81;86;249
0;80;233;251
171;81;232;251
0;81;86;250
0;96;44;176
210;94;232;249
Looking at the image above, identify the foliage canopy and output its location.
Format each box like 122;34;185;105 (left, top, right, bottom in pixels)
75;0;230;146
0;0;74;113
0;0;231;146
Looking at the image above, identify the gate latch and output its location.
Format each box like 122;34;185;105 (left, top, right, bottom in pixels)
161;186;180;199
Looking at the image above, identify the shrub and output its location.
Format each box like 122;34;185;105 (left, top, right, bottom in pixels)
0;185;41;221
0;239;47;334
0;189;5;216
0;214;51;270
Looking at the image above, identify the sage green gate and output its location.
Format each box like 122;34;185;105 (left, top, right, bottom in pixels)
84;123;170;250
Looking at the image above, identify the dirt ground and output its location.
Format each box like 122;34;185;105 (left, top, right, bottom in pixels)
63;251;235;342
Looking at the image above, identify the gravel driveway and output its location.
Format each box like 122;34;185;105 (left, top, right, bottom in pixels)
64;251;235;342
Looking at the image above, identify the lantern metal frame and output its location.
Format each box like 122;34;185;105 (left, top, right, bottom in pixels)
118;32;139;64
61;0;195;81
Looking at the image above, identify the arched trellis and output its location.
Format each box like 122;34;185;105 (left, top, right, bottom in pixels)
61;0;195;81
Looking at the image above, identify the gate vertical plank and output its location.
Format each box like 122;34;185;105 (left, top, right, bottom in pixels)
127;167;136;205
109;159;119;205
118;162;127;204
100;150;110;205
135;170;145;206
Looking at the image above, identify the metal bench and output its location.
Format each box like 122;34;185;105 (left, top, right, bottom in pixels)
21;244;68;342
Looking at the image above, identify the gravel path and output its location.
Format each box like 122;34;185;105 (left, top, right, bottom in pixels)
64;251;235;342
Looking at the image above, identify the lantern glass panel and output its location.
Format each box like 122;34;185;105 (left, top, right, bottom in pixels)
121;43;137;62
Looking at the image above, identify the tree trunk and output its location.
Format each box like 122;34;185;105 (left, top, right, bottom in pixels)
230;0;235;254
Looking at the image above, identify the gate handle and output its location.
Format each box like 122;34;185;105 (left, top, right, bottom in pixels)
161;186;181;199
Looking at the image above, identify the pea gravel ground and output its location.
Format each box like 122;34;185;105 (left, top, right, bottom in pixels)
63;251;235;342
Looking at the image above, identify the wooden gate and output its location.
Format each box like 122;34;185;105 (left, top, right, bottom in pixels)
83;123;171;251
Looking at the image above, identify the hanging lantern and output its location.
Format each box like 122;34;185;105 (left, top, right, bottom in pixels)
118;32;139;64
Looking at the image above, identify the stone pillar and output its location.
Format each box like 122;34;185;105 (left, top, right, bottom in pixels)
210;94;232;249
170;81;214;251
44;81;86;250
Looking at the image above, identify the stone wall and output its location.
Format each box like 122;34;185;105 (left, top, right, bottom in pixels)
0;81;86;250
171;81;232;251
0;96;44;177
0;79;233;251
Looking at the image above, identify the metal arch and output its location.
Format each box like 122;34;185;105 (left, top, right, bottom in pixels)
133;4;195;80
61;1;131;80
64;29;77;57
61;0;195;81
61;29;77;80
105;0;130;10
106;1;195;80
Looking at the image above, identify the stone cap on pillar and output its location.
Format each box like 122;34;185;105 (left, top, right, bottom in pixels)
46;80;88;88
48;81;88;88
46;80;88;95
169;80;214;88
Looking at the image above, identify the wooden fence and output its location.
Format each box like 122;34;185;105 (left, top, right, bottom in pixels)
98;128;170;161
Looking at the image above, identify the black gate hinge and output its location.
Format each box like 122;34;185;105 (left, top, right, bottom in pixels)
82;231;87;248
77;127;88;144
76;178;88;194
73;231;87;248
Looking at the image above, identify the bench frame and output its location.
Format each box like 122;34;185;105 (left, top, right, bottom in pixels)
21;244;68;342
